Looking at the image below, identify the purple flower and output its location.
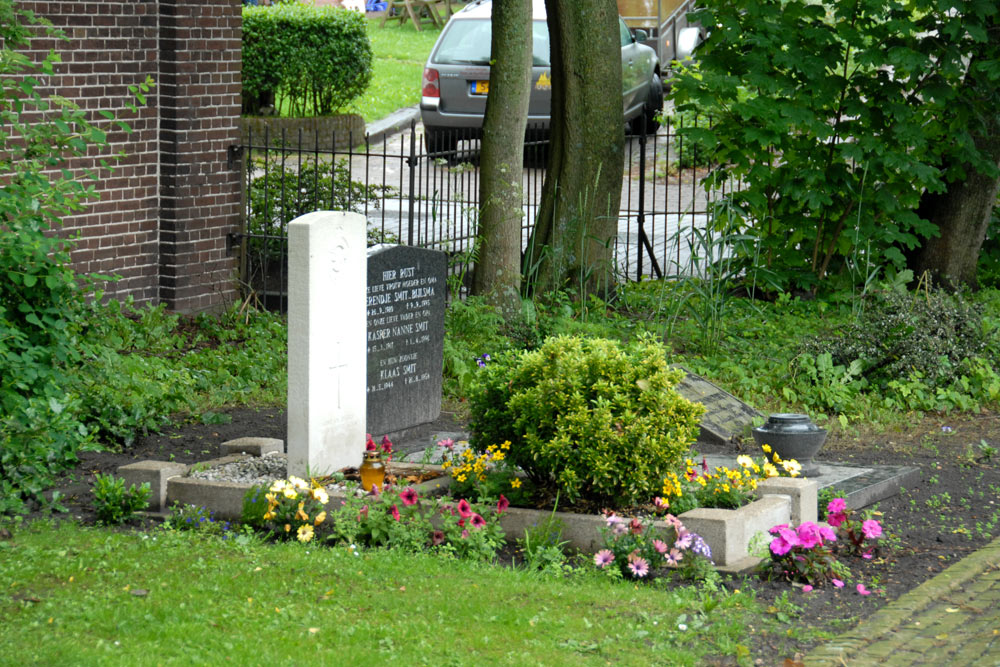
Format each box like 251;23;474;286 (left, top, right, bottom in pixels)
594;549;615;568
862;519;882;539
627;556;650;578
476;358;486;368
690;534;712;560
941;425;953;433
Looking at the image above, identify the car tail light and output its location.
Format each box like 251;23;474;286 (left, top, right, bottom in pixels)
422;68;440;98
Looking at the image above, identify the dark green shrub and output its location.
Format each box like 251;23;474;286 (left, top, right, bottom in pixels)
92;474;151;525
808;288;990;389
242;5;373;116
468;334;705;508
246;155;393;263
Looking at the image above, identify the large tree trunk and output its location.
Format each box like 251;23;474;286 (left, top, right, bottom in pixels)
523;0;624;297
472;0;533;320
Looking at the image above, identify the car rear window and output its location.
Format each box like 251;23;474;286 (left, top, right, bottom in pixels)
432;19;551;67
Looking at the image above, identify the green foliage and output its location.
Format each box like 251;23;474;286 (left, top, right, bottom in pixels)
0;2;149;512
671;0;1000;291
166;504;235;537
468;334;705;507
242;4;373;116
808;288;990;391
91;474;150;525
246;154;393;263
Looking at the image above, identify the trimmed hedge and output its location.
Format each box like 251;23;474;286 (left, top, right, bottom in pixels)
242;5;373;116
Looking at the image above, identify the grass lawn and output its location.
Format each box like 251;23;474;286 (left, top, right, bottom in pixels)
344;19;442;123
0;521;780;665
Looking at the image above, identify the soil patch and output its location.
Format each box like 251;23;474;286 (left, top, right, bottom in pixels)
25;406;1000;664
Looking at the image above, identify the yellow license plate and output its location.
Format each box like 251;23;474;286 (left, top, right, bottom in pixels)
472;80;489;95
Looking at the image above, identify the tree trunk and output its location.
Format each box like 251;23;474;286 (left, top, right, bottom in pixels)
472;0;533;320
523;0;624;297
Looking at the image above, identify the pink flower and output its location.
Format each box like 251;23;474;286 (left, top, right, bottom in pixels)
496;494;509;514
701;456;709;472
400;487;418;506
605;513;619;527
390;505;400;521
768;523;790;535
675;533;693;550
627;556;650;578
438;438;455;450
457;519;465;528
594;549;615;568
664;514;683;532
381;435;393;454
857;583;871;595
431;530;445;546
863;551;874;560
629;518;643;535
802;585;813;593
827;498;847;515
832;578;845;588
461;529;469;539
862;519;882;539
769;526;800;556
612;521;628;537
653;539;669;554
819;525;837;542
365;434;376;451
797;522;823;549
666;548;683;566
469;513;486;529
358;505;369;519
457;499;473;518
653;497;669;511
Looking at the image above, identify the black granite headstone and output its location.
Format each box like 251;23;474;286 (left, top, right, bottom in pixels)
366;244;447;435
671;365;764;447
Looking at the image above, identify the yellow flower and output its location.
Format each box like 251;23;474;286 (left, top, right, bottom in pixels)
295;502;309;521
283;487;298;500
510;478;522;489
311;487;329;505
721;484;730;492
297;524;314;543
442;461;451;469
782;459;802;477
288;476;309;491
284;524;291;533
492;451;505;461
697;477;707;487
501;440;511;450
269;480;287;494
456;474;467;482
314;511;327;526
762;444;772;454
736;455;754;468
262;510;275;521
763;462;779;478
462;449;474;461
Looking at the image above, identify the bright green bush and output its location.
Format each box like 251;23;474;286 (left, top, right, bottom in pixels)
242;5;373;116
92;474;151;525
468;335;705;508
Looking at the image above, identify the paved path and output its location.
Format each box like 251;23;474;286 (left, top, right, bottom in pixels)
807;534;1000;665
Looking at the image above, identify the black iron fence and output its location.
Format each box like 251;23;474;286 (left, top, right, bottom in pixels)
233;117;723;310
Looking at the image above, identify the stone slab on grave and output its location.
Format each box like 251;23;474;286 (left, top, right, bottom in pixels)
672;365;764;447
366;244;447;436
286;211;367;478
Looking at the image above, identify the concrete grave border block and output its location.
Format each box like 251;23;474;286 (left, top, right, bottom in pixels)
220;437;283;457
117;461;188;512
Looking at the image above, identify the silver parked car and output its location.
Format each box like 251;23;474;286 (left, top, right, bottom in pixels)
419;0;663;154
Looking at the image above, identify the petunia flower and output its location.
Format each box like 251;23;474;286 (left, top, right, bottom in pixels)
457;499;473;518
496;494;509;514
594;549;615;568
381;435;393;454
390;505;400;521
431;530;445;546
365;434;377;451
469;513;486;528
400;487;419;506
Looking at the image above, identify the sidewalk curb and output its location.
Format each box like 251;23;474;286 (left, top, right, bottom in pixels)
366;106;420;145
806;534;1000;665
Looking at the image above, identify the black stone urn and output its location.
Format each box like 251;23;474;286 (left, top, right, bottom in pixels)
752;413;827;476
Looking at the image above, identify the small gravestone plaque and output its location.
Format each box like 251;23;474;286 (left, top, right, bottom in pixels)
366;245;447;435
672;365;763;447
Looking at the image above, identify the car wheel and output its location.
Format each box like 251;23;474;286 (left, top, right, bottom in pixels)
642;73;663;134
424;128;457;157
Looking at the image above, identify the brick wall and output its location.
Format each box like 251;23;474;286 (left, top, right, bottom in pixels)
16;0;242;312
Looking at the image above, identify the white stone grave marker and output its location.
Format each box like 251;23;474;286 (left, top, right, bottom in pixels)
287;211;366;477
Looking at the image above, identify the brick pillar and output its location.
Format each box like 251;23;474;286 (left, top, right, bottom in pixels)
158;0;242;312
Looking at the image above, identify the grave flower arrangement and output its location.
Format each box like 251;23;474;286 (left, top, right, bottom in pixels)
437;438;532;505
258;476;330;543
593;511;713;581
328;482;507;561
660;447;802;514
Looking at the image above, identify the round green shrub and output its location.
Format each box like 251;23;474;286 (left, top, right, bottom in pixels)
468;334;705;508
